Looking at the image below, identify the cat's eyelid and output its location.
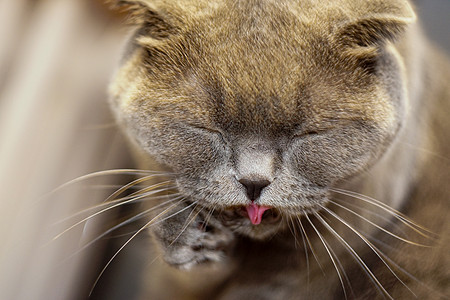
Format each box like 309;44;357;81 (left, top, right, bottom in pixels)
190;124;230;145
188;124;222;134
187;124;228;141
292;130;321;139
292;118;347;139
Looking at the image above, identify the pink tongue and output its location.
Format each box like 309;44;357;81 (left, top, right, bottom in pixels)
245;203;270;225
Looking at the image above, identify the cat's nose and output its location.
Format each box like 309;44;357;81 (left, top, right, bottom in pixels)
239;178;271;201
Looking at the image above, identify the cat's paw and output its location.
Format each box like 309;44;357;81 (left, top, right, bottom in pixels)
151;203;235;270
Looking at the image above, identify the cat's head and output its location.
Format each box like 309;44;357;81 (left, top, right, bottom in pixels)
109;0;415;239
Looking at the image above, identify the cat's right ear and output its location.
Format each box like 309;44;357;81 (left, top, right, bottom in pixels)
332;1;416;72
334;1;416;48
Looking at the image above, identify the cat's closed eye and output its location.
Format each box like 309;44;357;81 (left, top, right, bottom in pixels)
291;129;321;139
188;125;226;139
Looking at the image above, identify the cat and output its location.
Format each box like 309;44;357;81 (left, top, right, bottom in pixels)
106;0;449;299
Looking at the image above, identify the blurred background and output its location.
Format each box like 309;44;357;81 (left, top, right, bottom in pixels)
0;0;448;299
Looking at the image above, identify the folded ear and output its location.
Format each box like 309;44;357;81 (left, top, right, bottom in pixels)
335;0;416;48
331;1;416;74
106;0;177;40
106;0;149;20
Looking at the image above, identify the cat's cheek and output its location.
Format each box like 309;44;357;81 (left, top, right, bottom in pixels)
287;137;375;186
134;124;229;177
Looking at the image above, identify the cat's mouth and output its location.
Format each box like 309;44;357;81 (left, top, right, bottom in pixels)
219;204;282;225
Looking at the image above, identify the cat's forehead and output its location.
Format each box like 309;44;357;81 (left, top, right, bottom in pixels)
125;0;400;133
178;6;346;132
171;5;309;125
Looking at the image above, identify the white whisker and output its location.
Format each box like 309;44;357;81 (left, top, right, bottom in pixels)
287;216;300;249
297;216;310;292
201;206;217;233
320;205;416;297
305;214;348;300
42;169;172;198
296;215;324;275
54;187;178;225
53;188;179;240
328;200;431;247
103;175;173;203
330;188;437;238
89;198;196;296
314;211;393;300
79;196;184;252
169;203;204;247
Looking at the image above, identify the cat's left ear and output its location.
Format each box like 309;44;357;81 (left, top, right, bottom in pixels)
105;0;163;25
335;1;416;47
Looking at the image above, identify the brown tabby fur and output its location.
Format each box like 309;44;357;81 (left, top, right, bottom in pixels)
108;0;449;299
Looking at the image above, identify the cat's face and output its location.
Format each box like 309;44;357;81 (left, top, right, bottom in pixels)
110;0;414;239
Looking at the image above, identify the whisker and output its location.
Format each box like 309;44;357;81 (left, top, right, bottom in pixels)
296;215;325;275
89;198;196;296
314;211;393;300
305;214;348;300
398;141;450;162
297;216;310;292
364;235;448;300
54;186;178;225
202;206;216;232
103;175;173;203
330;197;414;241
332;197;396;226
320;205;416;297
81;197;184;250
287;215;299;248
65;196;183;260
327;200;431;247
72;184;149;191
364;232;428;263
169;203;204;247
53;187;179;240
42;169;172;198
119;181;175;201
330;188;437;238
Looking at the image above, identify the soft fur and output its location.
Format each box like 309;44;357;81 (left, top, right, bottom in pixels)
108;0;449;299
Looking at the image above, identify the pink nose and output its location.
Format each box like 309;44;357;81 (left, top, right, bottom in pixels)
245;203;271;225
